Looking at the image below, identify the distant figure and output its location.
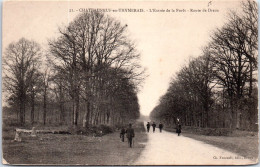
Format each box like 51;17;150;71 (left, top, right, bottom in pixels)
176;124;181;136
152;122;156;133
126;124;135;148
146;122;150;132
159;122;163;133
120;127;126;142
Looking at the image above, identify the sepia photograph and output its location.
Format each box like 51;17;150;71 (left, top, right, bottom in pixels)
2;0;259;165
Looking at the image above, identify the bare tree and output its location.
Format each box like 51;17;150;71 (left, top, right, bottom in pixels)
151;1;258;131
3;38;41;125
48;11;145;127
208;1;258;129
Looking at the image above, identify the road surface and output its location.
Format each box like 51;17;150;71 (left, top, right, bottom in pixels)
134;122;256;165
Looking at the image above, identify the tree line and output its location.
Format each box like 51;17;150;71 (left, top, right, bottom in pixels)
150;0;258;131
3;11;145;127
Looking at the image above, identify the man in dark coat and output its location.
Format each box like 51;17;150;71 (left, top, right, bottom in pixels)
126;124;135;148
159;122;163;133
152;122;156;133
146;122;150;132
120;127;126;142
176;124;181;136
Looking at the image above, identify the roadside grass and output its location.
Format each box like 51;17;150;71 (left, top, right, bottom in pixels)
3;121;147;165
165;126;258;160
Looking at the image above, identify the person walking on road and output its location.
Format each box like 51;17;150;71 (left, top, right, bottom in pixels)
146;122;150;132
152;122;156;133
126;123;135;148
159;122;163;133
176;123;181;136
120;127;126;142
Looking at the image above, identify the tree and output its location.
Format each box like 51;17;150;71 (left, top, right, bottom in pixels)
150;55;215;128
3;38;42;125
151;0;258;130
208;0;258;129
48;11;144;127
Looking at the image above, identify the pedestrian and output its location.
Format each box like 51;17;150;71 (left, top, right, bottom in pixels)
146;122;150;132
120;127;126;142
152;122;156;133
159;122;163;132
126;123;135;148
176;123;181;136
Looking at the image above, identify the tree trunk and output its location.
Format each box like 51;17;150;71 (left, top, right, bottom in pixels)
83;101;91;127
73;93;80;126
31;91;35;125
59;102;65;125
43;88;47;125
20;91;26;126
19;97;23;125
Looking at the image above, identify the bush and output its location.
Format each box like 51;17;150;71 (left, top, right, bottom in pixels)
114;124;127;130
98;125;113;134
204;128;232;136
68;125;114;136
181;126;232;136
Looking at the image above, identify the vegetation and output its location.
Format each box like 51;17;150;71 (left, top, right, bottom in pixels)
150;0;258;131
3;11;145;128
3;122;147;165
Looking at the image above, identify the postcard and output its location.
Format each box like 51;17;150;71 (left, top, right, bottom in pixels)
2;0;258;165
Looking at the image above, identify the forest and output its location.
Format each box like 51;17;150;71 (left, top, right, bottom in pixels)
3;11;145;128
150;0;258;131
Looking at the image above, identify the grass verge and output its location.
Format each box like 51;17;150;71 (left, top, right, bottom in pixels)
3;121;147;165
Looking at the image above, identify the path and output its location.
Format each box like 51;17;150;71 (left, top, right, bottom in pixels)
134;122;256;165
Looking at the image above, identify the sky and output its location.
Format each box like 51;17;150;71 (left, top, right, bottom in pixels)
2;0;242;116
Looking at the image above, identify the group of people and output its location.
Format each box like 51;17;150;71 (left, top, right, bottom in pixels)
120;123;135;148
146;121;182;136
146;122;164;133
119;121;182;148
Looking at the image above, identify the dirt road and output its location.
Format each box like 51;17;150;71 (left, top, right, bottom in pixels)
134;123;256;165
